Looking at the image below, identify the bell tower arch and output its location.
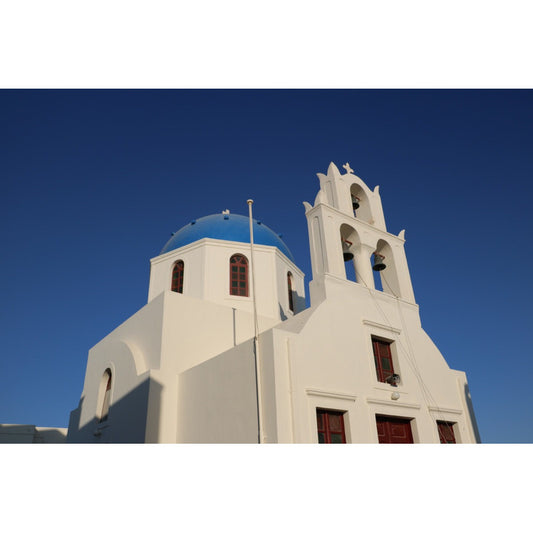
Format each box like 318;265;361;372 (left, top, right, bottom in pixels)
303;162;415;304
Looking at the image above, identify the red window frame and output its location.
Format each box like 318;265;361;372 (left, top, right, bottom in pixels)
437;421;457;443
287;272;294;312
372;337;395;383
316;409;347;443
230;254;248;297
376;415;414;444
171;260;184;293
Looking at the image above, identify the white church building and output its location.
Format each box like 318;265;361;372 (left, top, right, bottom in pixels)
63;162;480;444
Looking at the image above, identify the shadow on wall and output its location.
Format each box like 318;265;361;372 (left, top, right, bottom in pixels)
279;295;307;321
464;382;482;443
67;377;163;443
0;425;67;444
32;428;67;443
294;293;306;313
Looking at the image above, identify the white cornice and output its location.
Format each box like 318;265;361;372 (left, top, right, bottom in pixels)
366;398;421;410
305;202;405;243
150;237;304;276
428;406;463;415
362;319;402;335
306;388;357;402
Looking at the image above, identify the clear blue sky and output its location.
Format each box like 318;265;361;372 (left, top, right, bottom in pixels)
1;89;532;442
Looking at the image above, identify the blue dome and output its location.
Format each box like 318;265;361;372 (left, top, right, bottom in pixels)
161;213;295;262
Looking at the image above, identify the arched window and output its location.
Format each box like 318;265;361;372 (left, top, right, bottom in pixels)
99;369;112;422
287;272;294;312
171;260;184;293
229;254;248;296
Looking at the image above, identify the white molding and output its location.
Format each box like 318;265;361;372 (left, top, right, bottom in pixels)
428;406;463;415
372;384;404;393
151;237;304;276
366;398;421;410
318;275;419;310
224;295;251;302
306;388;357;402
362;319;401;334
150;240;203;265
311;202;404;243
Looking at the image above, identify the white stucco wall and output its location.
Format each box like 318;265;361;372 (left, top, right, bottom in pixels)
176;339;258;443
68;284;285;443
148;243;207;303
148;238;305;323
67;294;166;443
263;275;479;443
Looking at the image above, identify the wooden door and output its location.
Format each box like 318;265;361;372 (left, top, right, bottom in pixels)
376;415;414;443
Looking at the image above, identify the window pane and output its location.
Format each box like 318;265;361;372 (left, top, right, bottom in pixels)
230;255;248;297
381;356;391;371
317;408;346;444
328;413;343;432
379;342;391;356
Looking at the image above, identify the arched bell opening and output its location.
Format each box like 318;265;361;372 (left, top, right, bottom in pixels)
374;239;401;297
340;223;360;283
371;252;385;291
350;183;372;223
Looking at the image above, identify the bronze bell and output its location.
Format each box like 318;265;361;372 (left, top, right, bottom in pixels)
342;239;354;262
373;253;386;271
352;196;360;210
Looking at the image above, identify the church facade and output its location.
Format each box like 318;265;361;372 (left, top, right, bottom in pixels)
66;162;480;443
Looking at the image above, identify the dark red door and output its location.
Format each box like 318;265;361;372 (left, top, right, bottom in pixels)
376;415;414;443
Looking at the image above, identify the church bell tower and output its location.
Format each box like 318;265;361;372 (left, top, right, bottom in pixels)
304;162;415;305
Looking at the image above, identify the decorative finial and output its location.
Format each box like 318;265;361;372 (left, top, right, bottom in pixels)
343;162;354;174
222;209;230;214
